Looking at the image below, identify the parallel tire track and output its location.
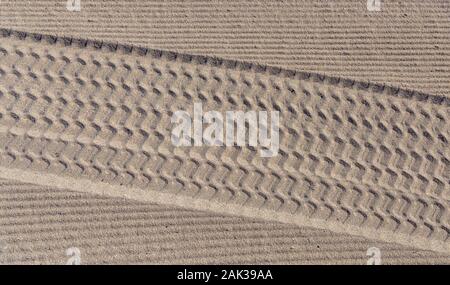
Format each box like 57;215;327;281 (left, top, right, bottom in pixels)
0;29;448;254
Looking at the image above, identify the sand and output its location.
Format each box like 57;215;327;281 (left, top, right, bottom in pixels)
0;0;449;97
0;0;449;265
1;178;449;265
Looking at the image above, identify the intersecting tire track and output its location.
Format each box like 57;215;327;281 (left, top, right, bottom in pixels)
0;29;449;253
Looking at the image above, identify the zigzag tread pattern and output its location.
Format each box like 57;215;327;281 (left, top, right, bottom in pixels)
1;178;450;265
0;30;449;253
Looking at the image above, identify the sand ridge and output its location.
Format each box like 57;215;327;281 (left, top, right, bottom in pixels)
0;29;448;255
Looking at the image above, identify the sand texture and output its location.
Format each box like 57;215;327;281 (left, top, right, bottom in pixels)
0;29;448;259
1;178;449;265
1;0;450;265
0;0;449;97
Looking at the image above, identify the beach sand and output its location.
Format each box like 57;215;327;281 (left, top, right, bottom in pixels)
0;0;448;264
